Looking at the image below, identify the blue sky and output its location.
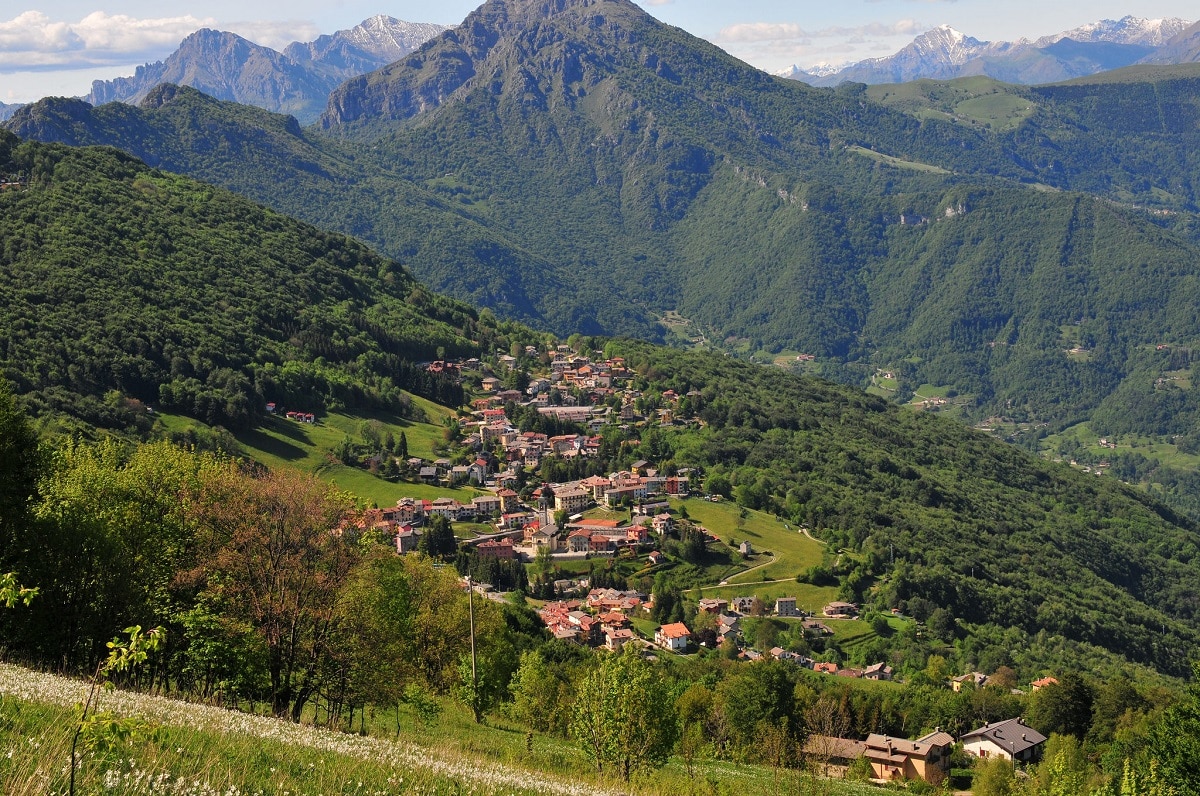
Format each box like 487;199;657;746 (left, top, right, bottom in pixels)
3;1;1196;103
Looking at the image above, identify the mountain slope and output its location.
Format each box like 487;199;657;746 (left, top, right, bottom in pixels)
0;128;535;431
4;86;565;328
87;18;448;125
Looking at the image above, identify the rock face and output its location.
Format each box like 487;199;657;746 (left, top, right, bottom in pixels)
0;102;22;122
87;17;447;125
788;15;1195;87
321;0;663;127
1140;20;1200;65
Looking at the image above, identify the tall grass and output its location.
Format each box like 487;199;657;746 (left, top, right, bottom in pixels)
0;664;893;796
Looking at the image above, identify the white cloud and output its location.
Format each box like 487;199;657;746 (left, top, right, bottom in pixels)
714;18;926;71
224;20;322;51
0;10;217;71
717;19;924;44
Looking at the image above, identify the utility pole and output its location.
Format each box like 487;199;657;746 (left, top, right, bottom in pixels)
467;574;478;694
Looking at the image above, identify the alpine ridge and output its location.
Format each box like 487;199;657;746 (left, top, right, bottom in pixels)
86;17;448;125
787;14;1194;86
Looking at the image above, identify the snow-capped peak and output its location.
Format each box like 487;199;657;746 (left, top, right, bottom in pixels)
339;16;449;62
1036;15;1192;47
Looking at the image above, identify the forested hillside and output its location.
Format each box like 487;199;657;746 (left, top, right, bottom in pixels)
604;339;1200;677
0;129;537;432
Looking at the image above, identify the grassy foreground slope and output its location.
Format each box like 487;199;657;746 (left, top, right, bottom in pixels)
0;663;880;796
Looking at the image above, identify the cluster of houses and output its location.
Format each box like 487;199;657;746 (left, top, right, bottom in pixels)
809;716;1048;785
264;402;317;424
351;459;696;563
538;588;644;650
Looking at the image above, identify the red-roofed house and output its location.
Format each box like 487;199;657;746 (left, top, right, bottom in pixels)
655;622;691;652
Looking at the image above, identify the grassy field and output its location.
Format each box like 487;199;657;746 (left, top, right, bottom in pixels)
0;664;887;796
155;402;484;507
672;498;825;583
1041;422;1200;472
866;76;1036;132
845;145;951;174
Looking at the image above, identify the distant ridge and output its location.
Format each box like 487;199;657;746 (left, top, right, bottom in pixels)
87;16;447;125
784;15;1194;86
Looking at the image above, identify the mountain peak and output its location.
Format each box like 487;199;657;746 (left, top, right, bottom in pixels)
321;0;662;128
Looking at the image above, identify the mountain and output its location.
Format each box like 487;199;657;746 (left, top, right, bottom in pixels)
283;15;449;78
1141;19;1200;64
11;0;1200;454
791;16;1193;87
86;17;447;125
0;102;21;122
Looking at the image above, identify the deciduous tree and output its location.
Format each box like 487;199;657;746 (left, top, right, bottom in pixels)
571;647;678;781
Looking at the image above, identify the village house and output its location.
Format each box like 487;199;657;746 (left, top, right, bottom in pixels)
1031;676;1059;691
863;730;954;784
962;717;1047;764
471;494;501;517
553;486;590;514
730;596;756;614
716;613;741;643
566;529;592;553
802;619;834;636
775;596;801;617
824;601;859;617
583;589;644;618
739;540;753;557
394;525;420;553
664;475;690;495
698;598;729;615
604;628;635;651
497;488;520;513
813;662;839;674
863;662;894;681
951;672;990;692
580;475;612;501
655;622;691;652
477;537;516;560
588;534;614;555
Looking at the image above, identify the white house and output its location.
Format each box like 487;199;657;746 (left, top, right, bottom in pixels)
655;622;691;652
962;717;1047;764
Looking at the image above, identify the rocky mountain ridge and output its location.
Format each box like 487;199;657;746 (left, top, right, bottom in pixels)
86;16;447;125
783;15;1194;86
